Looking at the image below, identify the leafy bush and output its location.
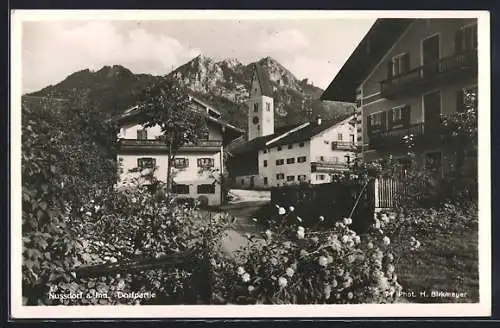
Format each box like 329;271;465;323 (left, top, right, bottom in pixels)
213;206;404;304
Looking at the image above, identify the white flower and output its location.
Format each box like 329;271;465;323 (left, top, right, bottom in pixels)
387;264;395;274
237;266;245;275
318;256;328;267
347;292;354;300
324;284;332;299
383;236;391;246
278;276;288;288
79;206;84;212
242;273;251;283
131;197;137;204
381;213;389;222
297;230;305;239
265;230;272;239
367;242;374;249
271;258;278;266
90;199;95;204
248;285;255;292
252;217;258;222
289;206;295;212
278;207;286;215
286;267;295;277
94;205;100;212
342;235;349;243
374;220;381;229
110;257;118;263
297;226;305;232
296;216;303;223
343;217;350;225
386;253;394;262
327;255;334;264
319;216;325;222
85;211;92;216
354;235;361;244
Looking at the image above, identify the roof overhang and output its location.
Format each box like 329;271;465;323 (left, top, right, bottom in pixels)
320;19;415;103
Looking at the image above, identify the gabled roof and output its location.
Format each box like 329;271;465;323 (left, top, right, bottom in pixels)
253;63;274;97
320;19;415;103
227;123;303;155
114;95;244;134
266;114;355;148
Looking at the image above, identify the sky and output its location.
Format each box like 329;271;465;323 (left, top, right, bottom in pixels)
21;17;375;93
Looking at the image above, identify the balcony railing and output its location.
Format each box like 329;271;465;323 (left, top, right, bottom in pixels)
331;141;356;150
119;139;222;152
380;49;477;98
368;122;446;150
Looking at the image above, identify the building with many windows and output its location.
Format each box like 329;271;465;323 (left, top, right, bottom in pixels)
115;95;244;206
321;18;478;175
226;64;357;189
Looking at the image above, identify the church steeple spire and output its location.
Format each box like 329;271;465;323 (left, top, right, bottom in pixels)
247;64;274;141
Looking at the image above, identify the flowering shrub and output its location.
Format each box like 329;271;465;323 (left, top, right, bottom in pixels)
215;206;403;304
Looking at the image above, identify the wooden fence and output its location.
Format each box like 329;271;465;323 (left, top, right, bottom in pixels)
375;177;408;209
74;243;213;305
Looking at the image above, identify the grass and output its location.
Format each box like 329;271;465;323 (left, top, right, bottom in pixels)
395;224;479;303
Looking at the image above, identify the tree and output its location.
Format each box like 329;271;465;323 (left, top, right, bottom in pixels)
137;77;205;192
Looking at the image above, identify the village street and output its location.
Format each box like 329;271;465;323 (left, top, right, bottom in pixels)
218;189;270;258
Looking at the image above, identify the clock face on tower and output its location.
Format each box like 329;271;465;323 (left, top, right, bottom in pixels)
252;116;259;124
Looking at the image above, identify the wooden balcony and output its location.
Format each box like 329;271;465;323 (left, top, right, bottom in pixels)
380;49;477;99
368;122;445;151
311;161;350;173
119;139;222;153
331;141;357;151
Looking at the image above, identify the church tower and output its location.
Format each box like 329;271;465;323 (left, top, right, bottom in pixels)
247;64;274;141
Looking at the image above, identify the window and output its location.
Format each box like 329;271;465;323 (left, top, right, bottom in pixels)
263;160;268;167
254;103;259;112
137;157;156;169
198;128;209;140
266;103;271;111
319;156;324;161
263;149;268;154
344;155;351;164
197;158;214;168
172;158;189;169
172;184;190;194
276;159;284;166
241;179;245;185
288;144;293;149
299;142;305;147
264;177;268;185
286;158;295;164
350;134;355;144
276;173;284;180
137;128;148;140
337;133;343;141
297;156;307;163
316;174;325;181
298;175;307;182
392;107;403;122
197;184;215;194
277;146;282;151
455;23;478;53
369;112;384;126
286;176;295;182
388;53;410;77
257;124;260;131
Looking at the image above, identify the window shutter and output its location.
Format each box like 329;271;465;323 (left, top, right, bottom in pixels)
381;111;387;131
388;110;394;130
403;106;411;127
456;89;465;112
402;53;410;73
454;29;463;54
387;60;393;79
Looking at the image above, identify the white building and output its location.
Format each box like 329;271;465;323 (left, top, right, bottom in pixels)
115;96;244;206
227;64;357;189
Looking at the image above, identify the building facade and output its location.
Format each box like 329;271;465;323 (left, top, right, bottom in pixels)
227;63;357;189
321;18;478;175
116;96;244;206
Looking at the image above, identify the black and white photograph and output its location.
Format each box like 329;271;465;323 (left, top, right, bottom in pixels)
10;10;490;318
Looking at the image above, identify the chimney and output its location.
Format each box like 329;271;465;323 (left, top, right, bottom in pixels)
316;115;322;126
